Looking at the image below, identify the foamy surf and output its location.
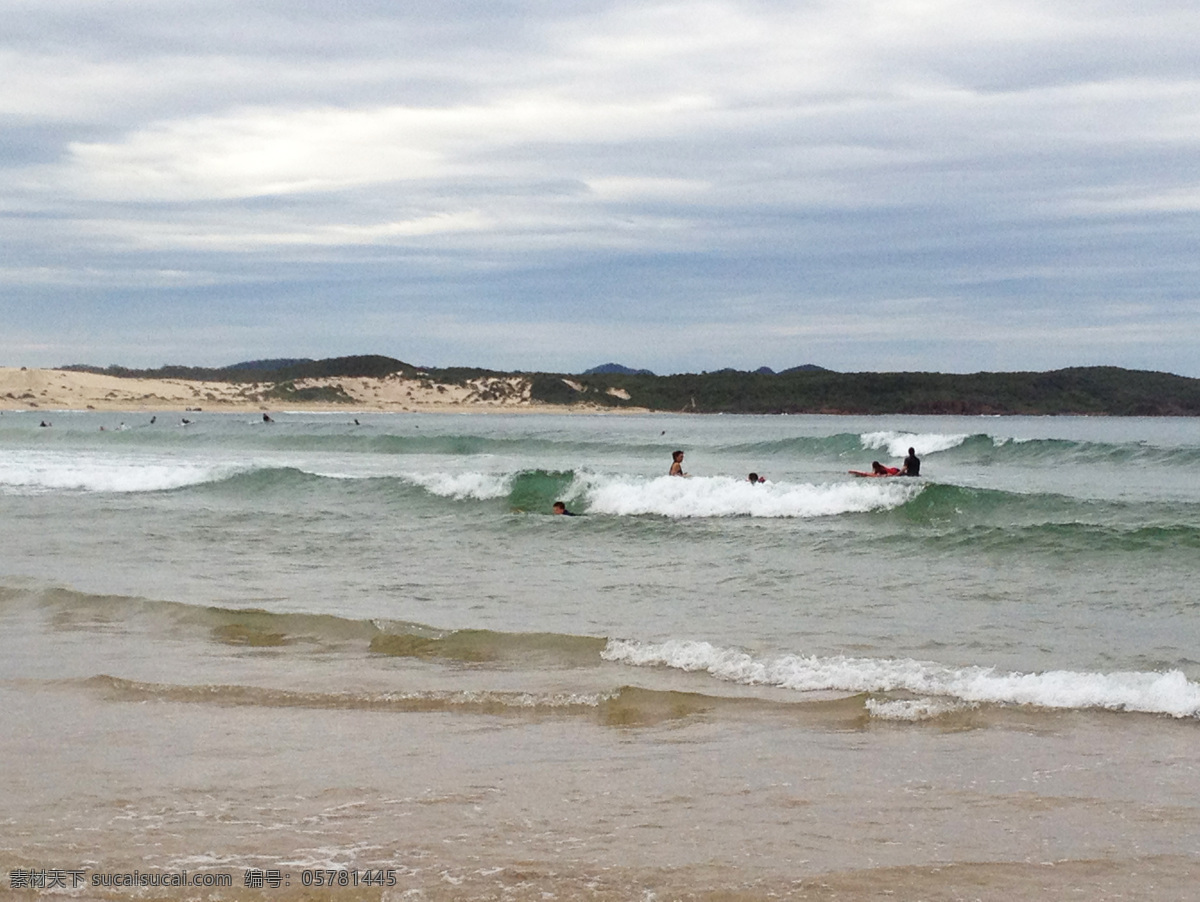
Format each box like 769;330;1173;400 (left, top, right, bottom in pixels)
860;430;969;457
581;473;921;518
601;639;1200;718
400;470;515;500
0;451;248;494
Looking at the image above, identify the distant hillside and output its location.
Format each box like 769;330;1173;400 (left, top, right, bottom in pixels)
63;355;415;383
582;363;656;376
62;358;1200;415
227;358;314;372
527;366;1200;415
780;364;831;374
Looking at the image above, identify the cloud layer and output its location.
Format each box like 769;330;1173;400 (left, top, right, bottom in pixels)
3;0;1199;373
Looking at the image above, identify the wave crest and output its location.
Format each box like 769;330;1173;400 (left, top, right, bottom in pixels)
582;474;920;518
601;639;1200;718
860;430;971;457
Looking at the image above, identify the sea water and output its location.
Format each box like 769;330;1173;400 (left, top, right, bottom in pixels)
2;411;1198;898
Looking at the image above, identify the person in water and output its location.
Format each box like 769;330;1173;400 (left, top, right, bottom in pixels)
669;450;687;476
748;472;765;483
552;501;575;516
902;447;920;476
872;461;901;476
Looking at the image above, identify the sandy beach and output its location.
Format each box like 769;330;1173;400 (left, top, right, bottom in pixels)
0;367;611;414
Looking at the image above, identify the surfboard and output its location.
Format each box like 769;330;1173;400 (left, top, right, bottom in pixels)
849;470;899;478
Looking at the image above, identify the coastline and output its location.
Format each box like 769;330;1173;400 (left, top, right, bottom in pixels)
0;367;637;415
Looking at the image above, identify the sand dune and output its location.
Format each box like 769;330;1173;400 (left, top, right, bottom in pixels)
0;367;582;413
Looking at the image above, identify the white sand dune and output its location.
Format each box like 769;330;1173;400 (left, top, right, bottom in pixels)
0;366;615;413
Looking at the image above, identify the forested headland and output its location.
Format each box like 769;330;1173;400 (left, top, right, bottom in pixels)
63;358;1200;416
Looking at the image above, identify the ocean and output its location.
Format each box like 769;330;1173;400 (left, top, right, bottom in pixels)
2;410;1198;900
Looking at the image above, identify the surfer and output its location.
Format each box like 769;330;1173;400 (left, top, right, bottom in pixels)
748;472;765;484
669;450;687;477
902;447;921;476
263;413;274;423
850;461;901;476
552;501;576;516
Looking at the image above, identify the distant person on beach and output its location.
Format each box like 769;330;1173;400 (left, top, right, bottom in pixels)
748;472;765;484
552;501;575;516
902;447;920;476
669;450;687;477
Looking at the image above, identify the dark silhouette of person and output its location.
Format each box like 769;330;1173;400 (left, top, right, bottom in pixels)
903;447;920;476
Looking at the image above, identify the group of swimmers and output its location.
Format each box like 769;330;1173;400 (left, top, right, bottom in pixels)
669;451;765;483
678;446;921;480
553;446;921;514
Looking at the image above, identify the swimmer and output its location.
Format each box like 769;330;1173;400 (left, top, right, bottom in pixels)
748;472;765;484
552;501;576;516
669;450;687;476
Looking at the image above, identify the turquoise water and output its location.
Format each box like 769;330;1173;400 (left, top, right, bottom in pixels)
4;410;1200;896
2;410;1198;713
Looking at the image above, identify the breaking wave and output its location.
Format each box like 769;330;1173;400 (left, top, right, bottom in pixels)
602;639;1200;719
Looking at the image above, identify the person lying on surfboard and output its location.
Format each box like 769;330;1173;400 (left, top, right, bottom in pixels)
848;461;902;477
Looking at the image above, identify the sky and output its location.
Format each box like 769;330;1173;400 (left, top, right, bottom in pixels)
3;0;1199;376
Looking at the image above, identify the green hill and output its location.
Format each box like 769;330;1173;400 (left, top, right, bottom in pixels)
61;359;1200;415
527;366;1200;415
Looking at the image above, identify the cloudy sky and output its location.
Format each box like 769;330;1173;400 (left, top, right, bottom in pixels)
3;0;1199;375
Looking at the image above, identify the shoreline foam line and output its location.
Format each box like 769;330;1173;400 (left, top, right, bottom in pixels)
601;639;1200;718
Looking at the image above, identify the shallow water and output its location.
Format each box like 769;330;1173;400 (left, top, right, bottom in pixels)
2;411;1198;898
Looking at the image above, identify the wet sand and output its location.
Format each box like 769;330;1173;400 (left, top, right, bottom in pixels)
4;647;1198;901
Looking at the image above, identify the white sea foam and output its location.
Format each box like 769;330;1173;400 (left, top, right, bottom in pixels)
865;697;976;721
0;451;243;494
402;470;513;500
582;474;919;518
602;639;1200;718
860;430;969;458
